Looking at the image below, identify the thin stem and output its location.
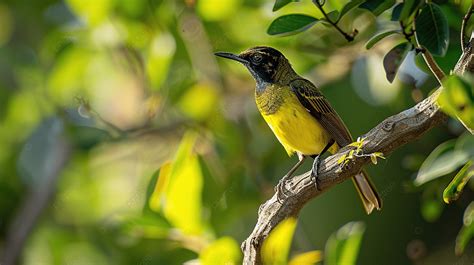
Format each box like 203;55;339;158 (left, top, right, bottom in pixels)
312;0;355;42
401;17;446;85
461;4;473;51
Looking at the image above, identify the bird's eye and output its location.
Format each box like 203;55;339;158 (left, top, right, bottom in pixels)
251;54;263;64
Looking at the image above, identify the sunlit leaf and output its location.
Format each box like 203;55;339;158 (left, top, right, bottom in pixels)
267;14;318;36
146;33;176;91
288;250;322;265
273;0;299;11
150;132;205;235
200;237;242;265
197;0;241;21
360;0;395;16
414;140;470;185
262;217;297;265
443;161;473;204
415;3;449;56
178;83;219;121
66;0;113;25
455;202;474;255
149;163;172;212
365;30;400;49
438;75;474;133
325;222;365;265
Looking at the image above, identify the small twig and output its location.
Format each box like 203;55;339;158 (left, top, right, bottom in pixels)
76;97;126;138
415;47;446;85
461;4;473;51
312;0;356;42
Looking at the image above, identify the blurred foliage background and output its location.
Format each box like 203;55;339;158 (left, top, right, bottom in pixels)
0;0;473;264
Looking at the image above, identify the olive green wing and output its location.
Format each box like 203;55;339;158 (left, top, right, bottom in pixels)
289;78;353;147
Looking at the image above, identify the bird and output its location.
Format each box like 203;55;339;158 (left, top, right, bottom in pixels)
215;46;382;214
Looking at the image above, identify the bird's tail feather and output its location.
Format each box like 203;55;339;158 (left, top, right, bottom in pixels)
351;170;382;214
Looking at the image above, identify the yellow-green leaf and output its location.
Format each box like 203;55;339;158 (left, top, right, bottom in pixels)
66;0;113;26
443;161;473;204
455;202;474;255
148;162;172;211
288;250;322;265
262;217;297;265
200;237;242;265
150;132;204;235
325;222;365;265
146;33;176;91
438;75;474;134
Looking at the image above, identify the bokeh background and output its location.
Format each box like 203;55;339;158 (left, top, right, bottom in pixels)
0;0;473;264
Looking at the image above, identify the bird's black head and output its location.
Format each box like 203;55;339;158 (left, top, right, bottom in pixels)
215;46;289;84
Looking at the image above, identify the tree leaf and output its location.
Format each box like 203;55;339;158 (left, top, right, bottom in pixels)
383;42;410;83
414;3;449;56
273;0;299;12
200;237;241;265
438;75;474;133
443;161;473;204
414;139;470;185
262;217;297;265
268;14;318;36
391;3;403;21
150;132;205;235
338;0;365;21
360;0;395;16
17;117;67;189
399;0;416;21
289;250;322;265
365;30;400;49
455;202;474;255
325;222;365;265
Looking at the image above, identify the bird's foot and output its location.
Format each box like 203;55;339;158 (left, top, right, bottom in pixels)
311;156;322;191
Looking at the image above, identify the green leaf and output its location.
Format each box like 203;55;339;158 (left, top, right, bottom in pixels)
455;202;474;255
262;217;297;265
383;42;410;83
17;117;67;188
438;75;474;133
267;14;318;36
200;237;242;265
360;0;395;16
365;30;400;49
399;0;416;21
414;139;470;185
414;3;449;56
325;222;366;265
443;161;473;204
338;0;365;21
391;3;403;21
273;0;299;12
289;250;322;265
149;131;205;235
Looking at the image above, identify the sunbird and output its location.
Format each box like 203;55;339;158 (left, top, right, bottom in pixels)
215;46;382;214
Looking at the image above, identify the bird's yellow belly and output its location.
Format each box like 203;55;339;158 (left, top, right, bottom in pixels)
260;96;332;156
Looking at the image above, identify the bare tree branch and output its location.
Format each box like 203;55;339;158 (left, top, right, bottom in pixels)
242;17;474;265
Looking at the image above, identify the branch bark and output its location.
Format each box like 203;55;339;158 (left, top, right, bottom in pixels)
241;29;474;265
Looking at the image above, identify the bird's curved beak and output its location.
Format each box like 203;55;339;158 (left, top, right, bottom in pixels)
214;52;248;64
